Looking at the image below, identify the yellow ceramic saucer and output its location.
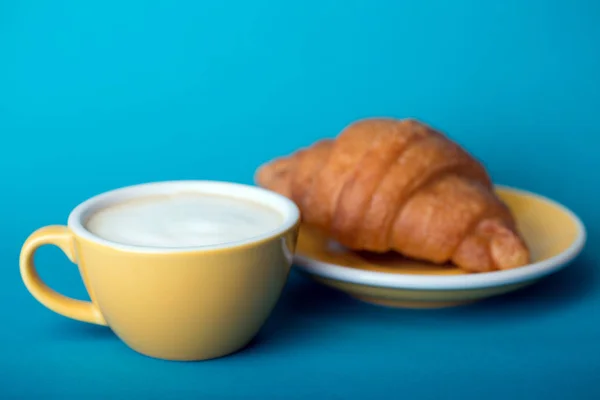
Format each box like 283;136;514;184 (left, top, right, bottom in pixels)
293;186;586;309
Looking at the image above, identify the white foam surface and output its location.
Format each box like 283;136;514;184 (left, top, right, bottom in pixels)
85;193;283;248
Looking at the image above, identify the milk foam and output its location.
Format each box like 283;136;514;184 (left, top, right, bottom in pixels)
85;193;284;248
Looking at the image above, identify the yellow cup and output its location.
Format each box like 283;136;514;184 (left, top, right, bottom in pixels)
19;181;300;361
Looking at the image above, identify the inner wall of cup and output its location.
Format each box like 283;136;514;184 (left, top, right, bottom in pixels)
67;181;299;248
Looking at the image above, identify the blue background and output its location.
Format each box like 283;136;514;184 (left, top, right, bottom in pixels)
1;0;599;398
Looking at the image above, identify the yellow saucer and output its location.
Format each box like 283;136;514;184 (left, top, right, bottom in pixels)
293;186;586;309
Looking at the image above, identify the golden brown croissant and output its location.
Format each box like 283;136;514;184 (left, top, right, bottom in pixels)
255;118;530;273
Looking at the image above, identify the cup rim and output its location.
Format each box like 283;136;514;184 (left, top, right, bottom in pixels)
67;180;300;254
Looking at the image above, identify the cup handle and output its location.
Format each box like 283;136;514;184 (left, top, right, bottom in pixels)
19;225;107;325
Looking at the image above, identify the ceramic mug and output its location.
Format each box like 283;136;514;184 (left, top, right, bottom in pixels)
19;181;300;361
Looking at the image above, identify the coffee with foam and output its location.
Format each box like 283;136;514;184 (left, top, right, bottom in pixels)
85;192;284;248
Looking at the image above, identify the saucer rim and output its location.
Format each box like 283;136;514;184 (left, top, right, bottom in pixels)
293;185;587;291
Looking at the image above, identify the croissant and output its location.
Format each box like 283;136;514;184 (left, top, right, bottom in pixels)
255;118;530;273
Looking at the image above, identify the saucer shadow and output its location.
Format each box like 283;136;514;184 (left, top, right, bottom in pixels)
248;254;596;351
467;253;597;317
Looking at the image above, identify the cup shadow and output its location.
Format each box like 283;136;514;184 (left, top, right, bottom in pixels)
48;318;115;341
247;253;597;352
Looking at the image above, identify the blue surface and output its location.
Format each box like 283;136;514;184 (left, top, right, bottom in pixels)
1;1;599;398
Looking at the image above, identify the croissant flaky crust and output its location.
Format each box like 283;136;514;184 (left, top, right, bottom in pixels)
255;118;530;273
